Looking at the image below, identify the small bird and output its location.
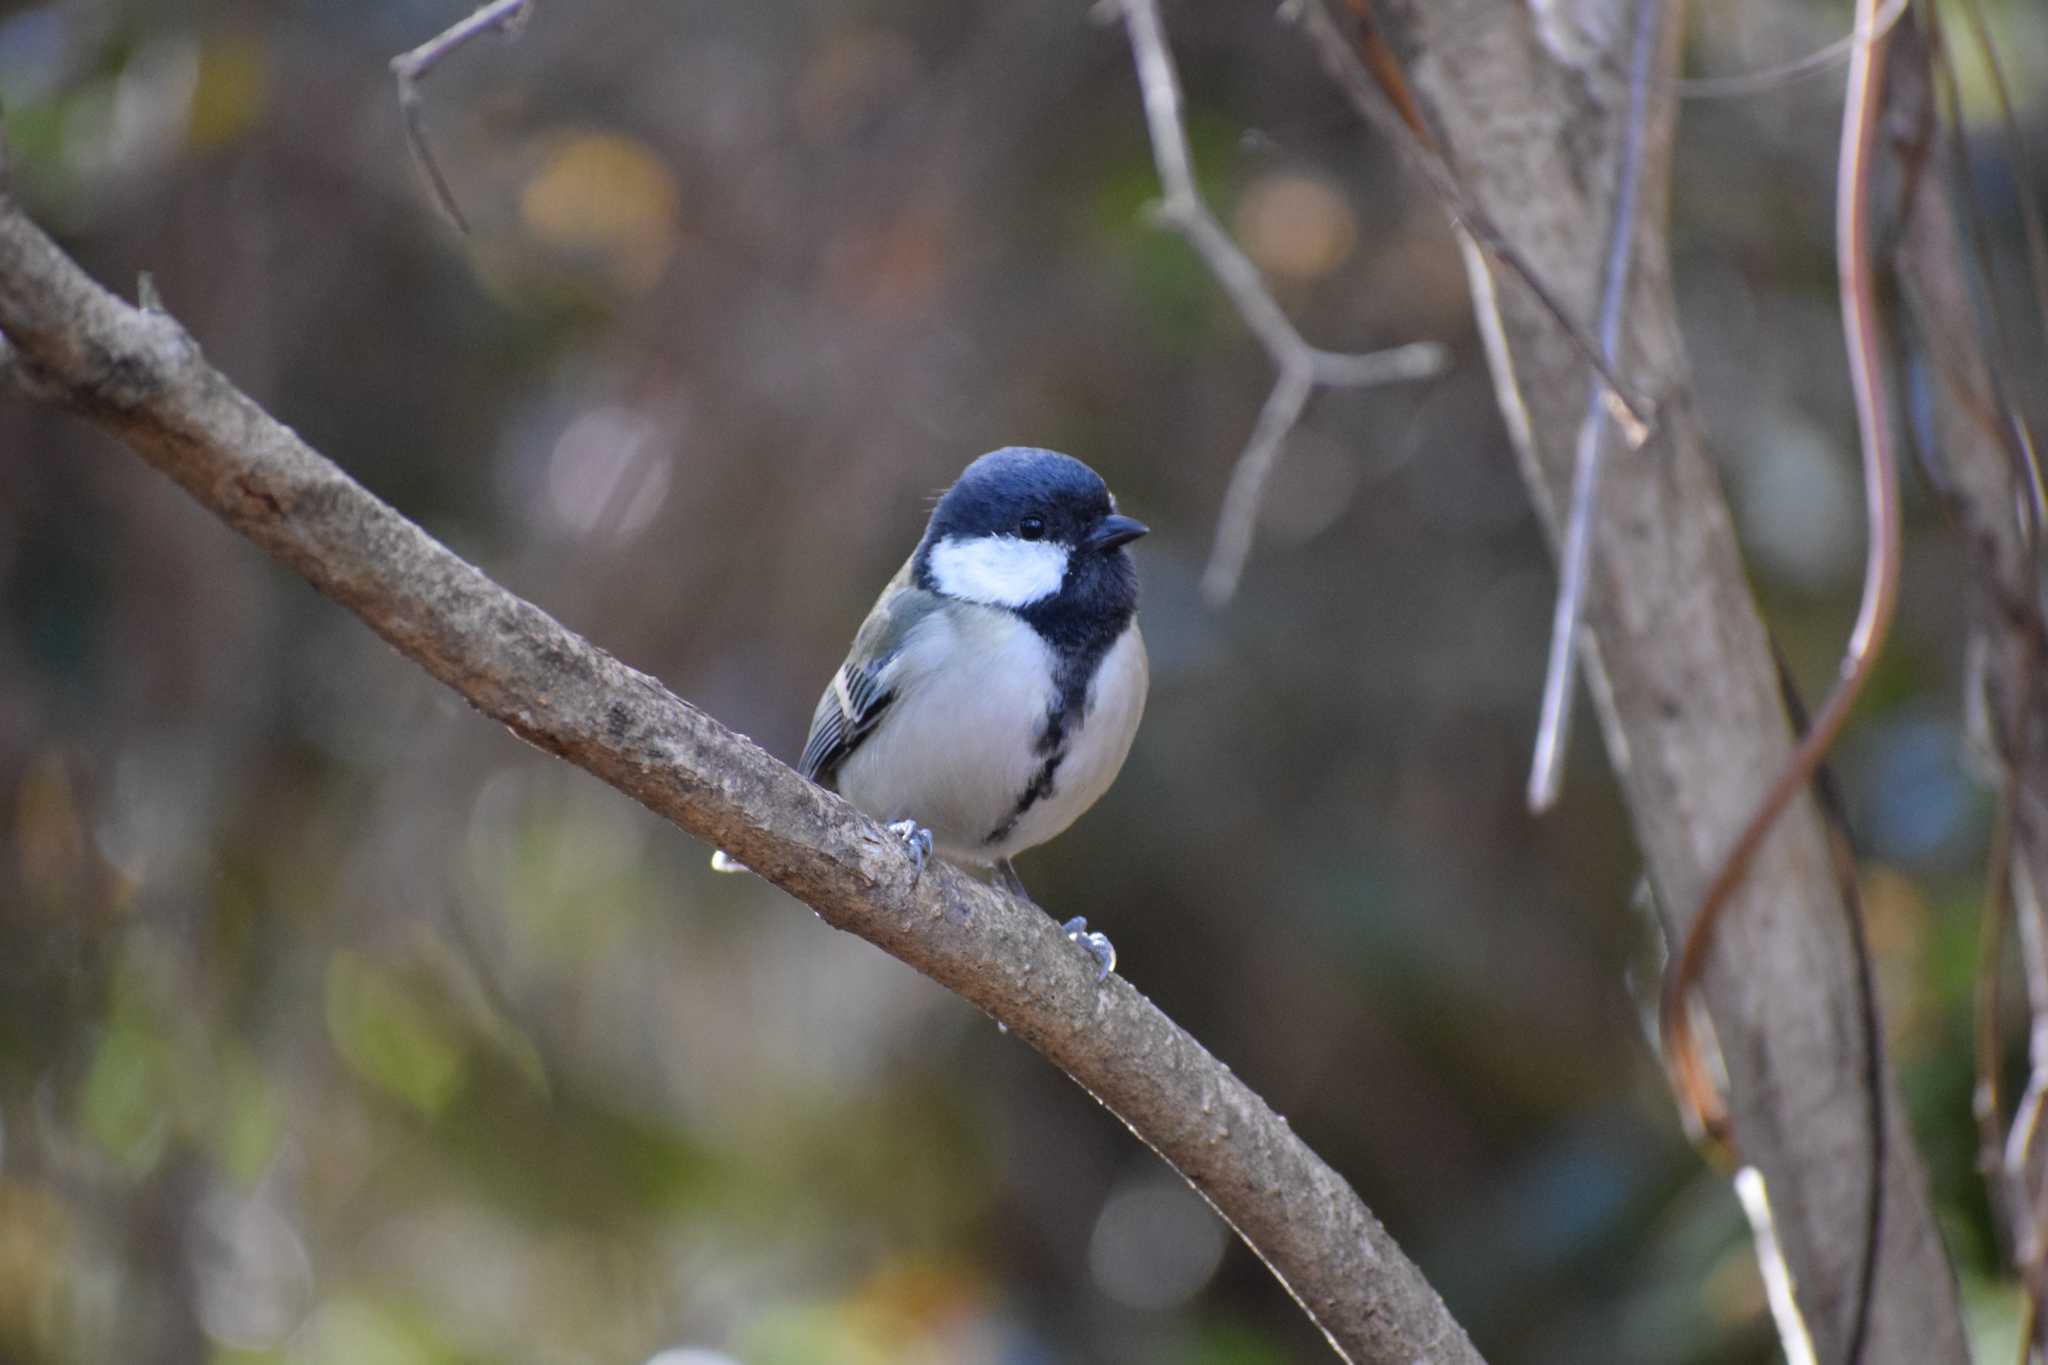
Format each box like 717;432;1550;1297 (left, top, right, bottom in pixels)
727;447;1149;977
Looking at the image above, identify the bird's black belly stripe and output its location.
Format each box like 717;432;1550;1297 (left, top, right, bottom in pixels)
982;625;1122;846
985;750;1065;846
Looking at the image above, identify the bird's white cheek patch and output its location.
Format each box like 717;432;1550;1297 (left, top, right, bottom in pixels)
929;535;1068;608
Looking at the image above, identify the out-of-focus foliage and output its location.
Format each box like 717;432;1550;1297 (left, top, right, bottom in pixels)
0;0;2044;1361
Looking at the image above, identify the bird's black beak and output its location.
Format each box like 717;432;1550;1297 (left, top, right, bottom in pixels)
1089;513;1149;552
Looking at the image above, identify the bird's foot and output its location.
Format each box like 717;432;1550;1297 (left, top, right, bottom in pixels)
1062;917;1117;981
886;819;934;880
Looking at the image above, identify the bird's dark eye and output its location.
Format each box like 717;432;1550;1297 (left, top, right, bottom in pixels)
1018;515;1046;541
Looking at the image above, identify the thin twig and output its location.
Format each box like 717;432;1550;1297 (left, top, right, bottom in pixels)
1676;0;1909;100
1975;636;2036;1289
1527;0;1663;814
1289;0;1656;447
1733;1167;1822;1365
1661;0;1901;1144
1116;0;1444;604
1204;362;1316;601
1975;755;2020;1233
390;0;535;232
2005;839;2048;1350
2010;853;2048;1322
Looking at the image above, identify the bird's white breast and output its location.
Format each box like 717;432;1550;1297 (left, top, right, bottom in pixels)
832;606;1060;863
831;611;1147;866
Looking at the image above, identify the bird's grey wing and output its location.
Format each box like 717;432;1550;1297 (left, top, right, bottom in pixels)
798;574;943;788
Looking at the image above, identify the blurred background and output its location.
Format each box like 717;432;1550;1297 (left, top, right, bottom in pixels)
1;0;2046;1361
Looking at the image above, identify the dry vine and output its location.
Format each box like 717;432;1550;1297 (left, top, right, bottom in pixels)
1658;0;1902;1151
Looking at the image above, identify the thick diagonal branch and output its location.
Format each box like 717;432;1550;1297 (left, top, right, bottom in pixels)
0;191;1480;1365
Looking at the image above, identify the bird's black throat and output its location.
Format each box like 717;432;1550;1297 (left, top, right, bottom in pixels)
1022;549;1137;753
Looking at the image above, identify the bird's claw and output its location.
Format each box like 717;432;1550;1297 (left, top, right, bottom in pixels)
886;819;934;880
1062;917;1117;981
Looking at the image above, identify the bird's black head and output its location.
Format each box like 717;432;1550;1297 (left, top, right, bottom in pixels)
913;447;1146;644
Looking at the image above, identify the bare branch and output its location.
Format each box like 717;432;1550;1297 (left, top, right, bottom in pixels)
0;188;1484;1365
390;0;535;231
1528;0;1662;814
1115;0;1444;604
1204;360;1315;604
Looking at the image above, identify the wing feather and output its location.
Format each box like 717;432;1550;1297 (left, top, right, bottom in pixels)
798;660;896;783
797;573;940;787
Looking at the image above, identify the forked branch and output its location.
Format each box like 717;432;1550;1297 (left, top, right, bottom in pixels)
390;0;535;231
1116;0;1444;603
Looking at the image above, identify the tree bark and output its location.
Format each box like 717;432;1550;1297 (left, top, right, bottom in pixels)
1354;0;1968;1359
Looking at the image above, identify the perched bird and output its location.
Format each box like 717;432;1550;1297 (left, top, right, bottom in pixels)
724;447;1149;977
